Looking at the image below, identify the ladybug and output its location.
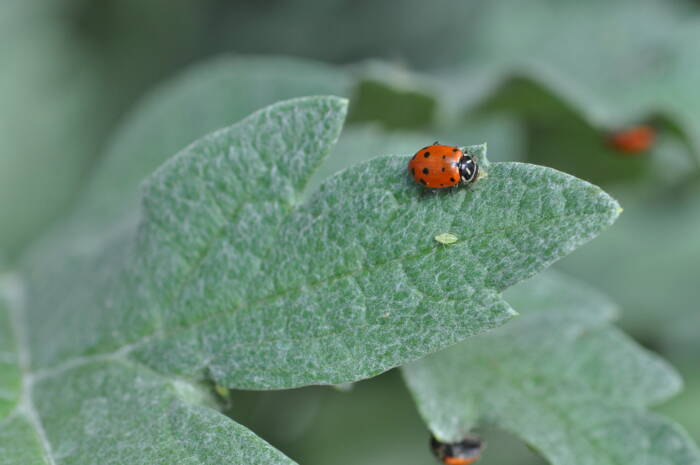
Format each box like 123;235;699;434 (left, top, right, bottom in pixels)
430;435;484;465
608;125;655;155
408;142;478;188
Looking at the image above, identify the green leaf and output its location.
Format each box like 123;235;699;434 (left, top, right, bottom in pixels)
14;95;619;461
0;274;51;464
29;361;296;465
0;274;297;465
449;0;700;180
8;96;352;464
659;364;700;445
403;271;700;465
304;124;432;196
556;190;700;372
63;55;352;239
26;96;618;389
0;277;21;421
347;62;438;129
305;116;525;196
0;414;48;465
0;2;109;257
471;73;697;188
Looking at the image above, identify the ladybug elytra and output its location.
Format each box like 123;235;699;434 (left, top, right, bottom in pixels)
408;143;478;188
608;125;655;154
430;435;484;465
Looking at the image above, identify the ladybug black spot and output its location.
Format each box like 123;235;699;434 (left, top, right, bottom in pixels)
424;152;430;158
441;167;446;172
450;177;456;183
420;178;427;185
442;155;446;159
423;168;429;175
453;148;459;152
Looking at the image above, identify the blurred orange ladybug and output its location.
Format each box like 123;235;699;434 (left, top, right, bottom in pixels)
608;125;655;155
408;142;478;188
430;435;484;465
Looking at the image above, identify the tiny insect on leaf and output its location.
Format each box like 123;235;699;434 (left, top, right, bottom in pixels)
435;233;459;244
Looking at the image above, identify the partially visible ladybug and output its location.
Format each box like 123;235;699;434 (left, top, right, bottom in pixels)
430;435;484;465
408;142;478;188
608;124;655;155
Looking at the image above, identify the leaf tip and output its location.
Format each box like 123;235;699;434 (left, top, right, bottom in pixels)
317;94;349;115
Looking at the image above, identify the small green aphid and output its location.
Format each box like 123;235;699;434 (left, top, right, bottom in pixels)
435;233;459;245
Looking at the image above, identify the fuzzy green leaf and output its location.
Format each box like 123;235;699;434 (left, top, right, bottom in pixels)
0;275;296;465
26;97;619;388
28;360;296;465
403;272;700;465
12;95;619;462
5;95;356;464
60;55;351;241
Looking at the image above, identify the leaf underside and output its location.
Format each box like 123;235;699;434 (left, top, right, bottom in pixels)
403;271;700;465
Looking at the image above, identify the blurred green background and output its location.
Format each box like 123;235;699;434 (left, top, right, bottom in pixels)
2;0;698;464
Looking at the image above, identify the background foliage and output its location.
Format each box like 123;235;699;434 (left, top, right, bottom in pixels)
1;0;699;464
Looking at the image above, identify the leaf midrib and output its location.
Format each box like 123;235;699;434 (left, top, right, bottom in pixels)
6;279;57;465
6;275;214;463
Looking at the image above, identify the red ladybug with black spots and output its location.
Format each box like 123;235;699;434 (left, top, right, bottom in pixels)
408;142;478;188
608;125;655;155
430;435;484;465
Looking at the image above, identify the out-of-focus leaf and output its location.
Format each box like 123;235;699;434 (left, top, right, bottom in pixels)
0;0;205;258
459;0;690;125
71;55;352;237
469;73;696;188
229;371;547;465
203;0;481;69
238;371;436;465
403;271;700;465
0;276;21;421
448;0;700;182
435;116;525;163
347;62;439;129
557;191;700;340
0;1;106;256
658;365;700;444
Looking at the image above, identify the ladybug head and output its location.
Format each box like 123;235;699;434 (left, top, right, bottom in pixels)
458;154;479;184
430;434;484;465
